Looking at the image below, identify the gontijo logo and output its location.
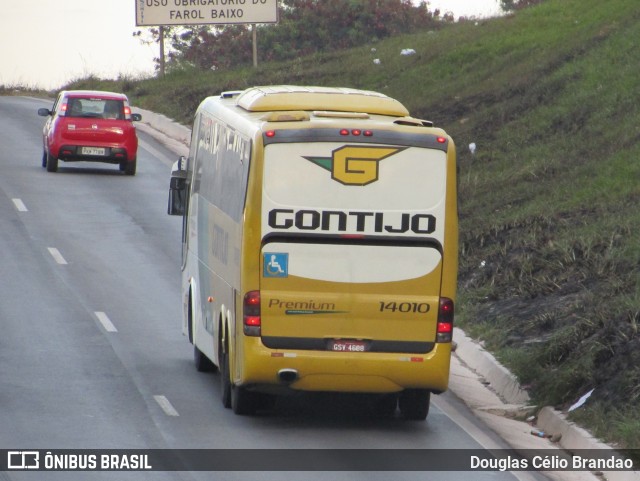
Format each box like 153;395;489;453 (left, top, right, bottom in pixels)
304;146;406;186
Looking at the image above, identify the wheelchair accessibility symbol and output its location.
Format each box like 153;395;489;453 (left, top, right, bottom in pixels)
264;253;288;278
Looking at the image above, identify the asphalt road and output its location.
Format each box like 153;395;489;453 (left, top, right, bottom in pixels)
0;95;550;481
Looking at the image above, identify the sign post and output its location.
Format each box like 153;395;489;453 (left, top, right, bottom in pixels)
252;24;258;67
159;25;165;77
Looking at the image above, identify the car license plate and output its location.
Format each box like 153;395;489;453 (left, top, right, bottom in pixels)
81;147;106;156
328;340;368;352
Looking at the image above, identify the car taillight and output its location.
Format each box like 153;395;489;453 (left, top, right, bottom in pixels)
243;290;261;336
60;103;68;116
436;297;454;343
123;103;132;120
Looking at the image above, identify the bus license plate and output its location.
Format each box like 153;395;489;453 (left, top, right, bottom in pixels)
81;147;106;156
328;340;368;352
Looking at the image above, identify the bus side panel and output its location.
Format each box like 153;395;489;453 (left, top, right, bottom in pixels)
187;109;252;368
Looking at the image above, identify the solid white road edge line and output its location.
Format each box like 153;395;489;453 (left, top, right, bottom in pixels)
138;138;175;168
431;396;542;481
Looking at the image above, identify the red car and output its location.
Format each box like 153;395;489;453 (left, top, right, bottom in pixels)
38;90;142;175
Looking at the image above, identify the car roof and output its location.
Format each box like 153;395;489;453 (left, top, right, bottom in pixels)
61;90;128;100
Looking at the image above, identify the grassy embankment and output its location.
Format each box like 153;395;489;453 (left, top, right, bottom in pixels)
11;0;639;450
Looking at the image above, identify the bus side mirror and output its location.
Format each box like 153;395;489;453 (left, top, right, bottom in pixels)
168;157;187;216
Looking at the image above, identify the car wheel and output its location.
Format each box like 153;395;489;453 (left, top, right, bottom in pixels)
194;346;217;373
220;341;232;409
42;151;47;168
398;389;430;421
46;152;58;172
123;158;136;176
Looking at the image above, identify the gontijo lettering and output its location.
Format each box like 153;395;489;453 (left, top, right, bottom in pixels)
268;209;436;234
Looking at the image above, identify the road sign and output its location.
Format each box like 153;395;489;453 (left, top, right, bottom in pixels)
136;0;278;27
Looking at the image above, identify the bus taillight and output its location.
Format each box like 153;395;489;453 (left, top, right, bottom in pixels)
243;290;261;336
436;297;454;343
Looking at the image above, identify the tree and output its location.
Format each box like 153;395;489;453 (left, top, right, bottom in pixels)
155;0;439;71
133;26;182;74
500;0;545;11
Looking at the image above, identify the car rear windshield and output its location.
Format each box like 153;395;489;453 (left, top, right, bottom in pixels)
65;97;124;120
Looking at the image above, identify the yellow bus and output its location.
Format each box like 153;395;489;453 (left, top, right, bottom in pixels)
167;86;458;420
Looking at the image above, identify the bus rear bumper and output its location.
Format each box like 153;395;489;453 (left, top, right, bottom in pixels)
237;338;452;394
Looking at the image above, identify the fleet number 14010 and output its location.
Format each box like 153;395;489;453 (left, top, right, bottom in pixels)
379;302;430;313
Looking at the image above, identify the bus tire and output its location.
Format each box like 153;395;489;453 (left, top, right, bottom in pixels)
194;346;217;373
399;389;430;421
372;393;398;418
220;341;232;409
231;385;257;416
256;393;276;412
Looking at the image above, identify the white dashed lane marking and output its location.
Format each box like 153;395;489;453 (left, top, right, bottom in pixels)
154;395;180;417
12;198;28;212
95;311;118;333
47;247;68;265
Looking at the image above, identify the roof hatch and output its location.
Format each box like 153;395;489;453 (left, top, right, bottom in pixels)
236;85;410;117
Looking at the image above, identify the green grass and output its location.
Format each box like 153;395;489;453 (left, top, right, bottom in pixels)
13;0;639;450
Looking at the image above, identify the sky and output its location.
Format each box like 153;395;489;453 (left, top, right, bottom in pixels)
0;0;503;91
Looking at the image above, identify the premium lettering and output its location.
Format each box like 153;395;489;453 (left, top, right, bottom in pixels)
268;299;336;311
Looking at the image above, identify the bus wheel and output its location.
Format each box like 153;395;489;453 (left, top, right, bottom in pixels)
399;389;430;421
231;385;257;416
220;342;232;409
372;393;398;418
194;346;217;373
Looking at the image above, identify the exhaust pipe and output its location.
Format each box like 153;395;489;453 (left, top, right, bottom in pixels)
278;369;298;383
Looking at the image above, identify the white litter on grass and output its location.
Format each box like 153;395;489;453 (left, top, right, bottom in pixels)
469;142;477;155
373;59;381;65
400;48;416;56
568;388;595;412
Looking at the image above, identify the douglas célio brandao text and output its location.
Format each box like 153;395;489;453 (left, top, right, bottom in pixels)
470;454;634;471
